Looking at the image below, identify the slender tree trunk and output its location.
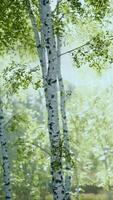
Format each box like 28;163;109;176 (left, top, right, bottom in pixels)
104;157;112;200
100;142;112;200
57;37;71;199
56;2;71;198
75;165;80;200
0;99;11;199
27;0;65;199
39;1;65;199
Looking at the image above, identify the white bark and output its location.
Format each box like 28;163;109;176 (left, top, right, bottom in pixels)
103;146;112;200
0;99;11;199
57;37;71;200
56;1;71;198
26;0;47;85
27;0;65;199
39;1;65;199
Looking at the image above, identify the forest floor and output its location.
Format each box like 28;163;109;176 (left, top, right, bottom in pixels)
47;193;109;200
73;193;111;200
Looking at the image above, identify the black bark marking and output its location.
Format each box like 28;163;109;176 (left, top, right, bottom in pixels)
49;122;54;130
44;88;47;92
2;142;6;146
42;0;46;6
63;129;68;133
5;182;10;186
46;38;50;44
48;78;52;85
51;94;55;98
0;116;4;119
3;156;8;160
52;80;57;84
44;22;48;26
46;45;49;49
37;44;41;48
49;50;51;54
49;131;52;135
49;104;53;109
63;116;66;119
59;78;62;81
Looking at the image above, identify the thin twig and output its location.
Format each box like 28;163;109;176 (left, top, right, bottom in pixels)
52;0;63;14
34;143;51;155
59;40;91;57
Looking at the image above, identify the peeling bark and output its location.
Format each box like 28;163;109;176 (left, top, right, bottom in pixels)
0;99;11;200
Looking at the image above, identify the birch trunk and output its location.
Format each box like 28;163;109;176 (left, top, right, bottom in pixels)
39;1;65;199
56;1;71;198
104;154;112;200
27;0;65;199
100;141;112;200
57;37;71;200
0;99;11;199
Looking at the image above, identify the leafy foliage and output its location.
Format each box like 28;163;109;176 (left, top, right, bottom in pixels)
2;61;42;94
0;0;40;56
67;0;84;14
3;92;51;200
67;87;113;193
72;32;113;72
85;0;110;20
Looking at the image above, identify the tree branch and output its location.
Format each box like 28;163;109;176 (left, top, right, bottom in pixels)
27;0;41;46
27;0;47;81
52;0;63;14
34;143;51;156
4;114;18;128
59;40;91;57
59;35;113;57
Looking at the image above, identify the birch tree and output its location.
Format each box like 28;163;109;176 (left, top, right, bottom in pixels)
0;0;112;199
56;2;71;199
0;98;11;199
26;0;65;199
